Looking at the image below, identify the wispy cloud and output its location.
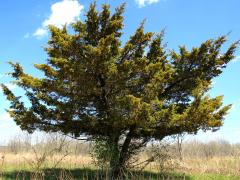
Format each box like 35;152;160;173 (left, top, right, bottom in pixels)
33;0;84;39
33;28;48;39
135;0;160;8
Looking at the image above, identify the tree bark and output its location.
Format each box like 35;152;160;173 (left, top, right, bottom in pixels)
109;135;120;170
112;125;135;179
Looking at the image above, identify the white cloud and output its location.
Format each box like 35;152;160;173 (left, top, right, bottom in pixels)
135;0;160;7
33;0;84;39
43;0;83;27
33;28;48;39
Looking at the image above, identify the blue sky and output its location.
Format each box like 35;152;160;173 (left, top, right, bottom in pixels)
0;0;240;144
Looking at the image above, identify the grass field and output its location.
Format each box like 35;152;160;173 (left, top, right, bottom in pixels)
1;167;240;180
1;152;240;179
1;168;240;180
1;136;240;179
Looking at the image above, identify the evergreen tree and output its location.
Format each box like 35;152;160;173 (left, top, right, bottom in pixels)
2;2;238;177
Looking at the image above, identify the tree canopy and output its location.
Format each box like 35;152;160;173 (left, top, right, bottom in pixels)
1;2;238;176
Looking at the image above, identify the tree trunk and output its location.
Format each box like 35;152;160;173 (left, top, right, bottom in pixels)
111;126;135;179
109;135;120;170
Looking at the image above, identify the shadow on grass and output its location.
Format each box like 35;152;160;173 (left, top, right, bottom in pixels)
1;168;190;180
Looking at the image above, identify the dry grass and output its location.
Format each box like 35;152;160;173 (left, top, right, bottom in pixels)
0;152;187;179
1;152;240;176
1;152;240;179
180;156;240;175
0;152;92;170
1;136;240;179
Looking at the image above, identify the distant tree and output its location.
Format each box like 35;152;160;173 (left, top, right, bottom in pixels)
1;2;238;177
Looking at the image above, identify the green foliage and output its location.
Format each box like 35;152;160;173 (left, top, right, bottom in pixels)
1;2;239;175
91;138;119;169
